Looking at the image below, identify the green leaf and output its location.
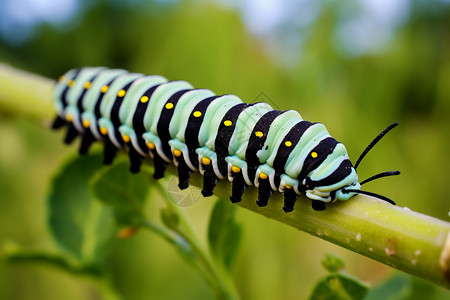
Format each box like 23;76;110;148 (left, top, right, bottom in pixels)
208;199;242;270
48;154;115;262
364;273;442;300
322;253;345;272
91;161;151;225
308;273;369;300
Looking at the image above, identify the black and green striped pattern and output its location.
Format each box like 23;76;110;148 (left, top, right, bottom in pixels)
52;67;361;212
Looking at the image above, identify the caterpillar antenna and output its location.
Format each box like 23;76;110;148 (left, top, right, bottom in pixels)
343;189;396;205
360;170;401;186
354;122;399;170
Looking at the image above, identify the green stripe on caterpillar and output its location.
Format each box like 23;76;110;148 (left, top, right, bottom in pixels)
52;67;400;212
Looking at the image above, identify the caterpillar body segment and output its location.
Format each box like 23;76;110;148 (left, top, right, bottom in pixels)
52;66;400;212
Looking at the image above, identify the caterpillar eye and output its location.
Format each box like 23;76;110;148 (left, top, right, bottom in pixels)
330;191;337;200
304;178;313;189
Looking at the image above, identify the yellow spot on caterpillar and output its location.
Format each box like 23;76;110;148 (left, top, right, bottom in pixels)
285;185;292;189
165;102;174;109
202;157;211;165
82;120;90;128
285;141;292;147
100;127;108;135
232;166;241;173
255;131;263;138
193;111;202;117
117;227;139;238
311;152;318;158
173;149;182;157
147;142;155;150
224;120;232;126
84;81;91;89
140;96;149;103
117;89;126;97
67;80;75;88
66;114;73;122
101;85;109;93
58;75;65;81
122;134;130;143
259;172;268;180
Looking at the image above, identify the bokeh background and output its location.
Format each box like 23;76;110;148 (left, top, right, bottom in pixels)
1;0;450;299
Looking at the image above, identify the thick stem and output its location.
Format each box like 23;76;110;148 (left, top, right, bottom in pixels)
219;179;450;289
0;64;54;120
1;63;450;289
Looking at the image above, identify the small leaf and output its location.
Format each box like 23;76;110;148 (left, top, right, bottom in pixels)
322;253;345;272
308;273;369;300
364;273;439;300
364;274;409;300
48;154;115;262
208;199;242;270
91;161;151;225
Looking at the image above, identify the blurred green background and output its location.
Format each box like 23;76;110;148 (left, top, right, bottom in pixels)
1;0;450;299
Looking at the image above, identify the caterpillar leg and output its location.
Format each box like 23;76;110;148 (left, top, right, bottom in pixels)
282;188;297;213
52;116;66;129
103;139;118;165
79;131;96;155
256;177;272;207
128;146;144;174
152;152;167;179
311;200;326;211
64;124;79;144
176;155;192;190
202;164;217;197
230;170;246;203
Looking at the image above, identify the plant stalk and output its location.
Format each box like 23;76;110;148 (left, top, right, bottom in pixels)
153;180;240;300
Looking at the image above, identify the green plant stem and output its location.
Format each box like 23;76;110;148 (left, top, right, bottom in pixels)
136;218;218;288
2;245;123;300
1;63;450;289
165;219;240;300
95;277;123;300
153;180;240;300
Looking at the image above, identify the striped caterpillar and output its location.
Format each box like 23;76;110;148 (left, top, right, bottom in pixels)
52;67;399;212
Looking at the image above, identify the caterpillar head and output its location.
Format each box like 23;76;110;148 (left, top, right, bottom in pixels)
303;122;400;210
302;142;360;204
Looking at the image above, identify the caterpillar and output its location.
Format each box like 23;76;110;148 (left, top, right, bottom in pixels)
52;67;399;212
